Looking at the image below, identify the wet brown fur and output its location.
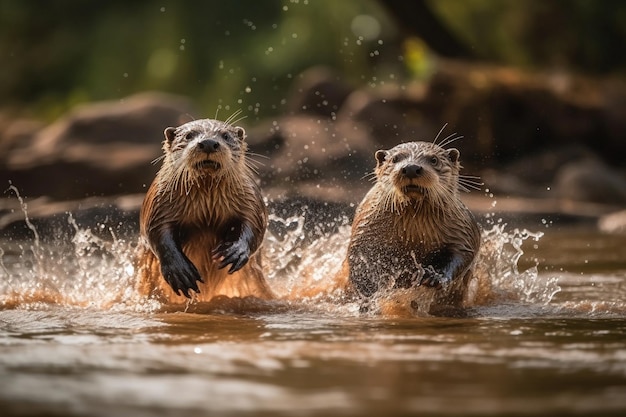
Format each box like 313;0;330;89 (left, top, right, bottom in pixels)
135;118;273;304
340;141;481;314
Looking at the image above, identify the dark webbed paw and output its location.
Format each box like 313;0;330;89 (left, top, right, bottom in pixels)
418;265;450;289
161;257;202;298
212;240;250;273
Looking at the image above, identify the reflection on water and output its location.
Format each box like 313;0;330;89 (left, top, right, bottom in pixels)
1;202;626;416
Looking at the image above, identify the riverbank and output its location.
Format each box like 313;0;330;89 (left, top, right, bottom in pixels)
2;186;624;242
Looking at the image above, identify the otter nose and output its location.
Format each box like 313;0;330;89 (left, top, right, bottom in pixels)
401;164;423;179
197;139;220;153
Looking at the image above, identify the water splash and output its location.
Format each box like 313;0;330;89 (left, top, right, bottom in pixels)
262;209;561;316
0;193;560;315
264;210;350;300
472;224;560;305
0;186;154;311
0;214;148;311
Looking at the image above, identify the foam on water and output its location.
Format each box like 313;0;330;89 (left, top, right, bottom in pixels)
0;190;568;317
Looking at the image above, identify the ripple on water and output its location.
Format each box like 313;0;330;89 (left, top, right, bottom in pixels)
1;202;626;415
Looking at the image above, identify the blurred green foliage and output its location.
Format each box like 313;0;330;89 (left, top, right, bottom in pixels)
431;0;626;72
1;0;624;121
0;0;395;121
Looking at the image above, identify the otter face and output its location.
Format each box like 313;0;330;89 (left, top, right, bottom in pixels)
162;119;247;176
374;142;460;201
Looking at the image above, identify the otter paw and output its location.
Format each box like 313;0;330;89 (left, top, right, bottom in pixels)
418;266;449;289
161;258;202;298
212;240;250;273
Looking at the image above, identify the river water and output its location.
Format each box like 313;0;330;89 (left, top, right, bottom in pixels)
0;201;625;416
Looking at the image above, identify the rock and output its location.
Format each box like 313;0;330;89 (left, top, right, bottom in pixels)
598;210;626;234
479;169;542;198
247;115;374;190
503;145;599;185
423;60;626;167
336;84;439;150
0;193;143;239
481;145;602;198
554;159;626;205
0;117;44;164
3;92;195;200
286;66;354;118
4;60;626;207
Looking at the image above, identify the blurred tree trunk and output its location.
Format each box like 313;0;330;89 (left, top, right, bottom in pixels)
379;0;475;60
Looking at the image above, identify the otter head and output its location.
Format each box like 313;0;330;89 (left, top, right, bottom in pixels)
162;119;247;178
374;142;460;203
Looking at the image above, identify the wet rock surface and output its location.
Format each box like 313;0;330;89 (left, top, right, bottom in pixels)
1;92;195;200
2;61;626;232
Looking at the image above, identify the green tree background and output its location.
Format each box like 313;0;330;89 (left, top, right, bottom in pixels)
1;0;624;121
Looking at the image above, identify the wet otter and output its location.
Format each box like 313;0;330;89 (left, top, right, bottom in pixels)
136;118;273;303
341;140;481;314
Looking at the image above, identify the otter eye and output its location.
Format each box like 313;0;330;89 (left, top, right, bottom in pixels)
430;156;439;166
221;132;231;141
185;131;196;141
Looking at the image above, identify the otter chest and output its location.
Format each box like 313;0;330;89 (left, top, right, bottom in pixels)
361;210;448;249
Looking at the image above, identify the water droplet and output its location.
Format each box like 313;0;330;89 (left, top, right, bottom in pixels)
124;264;134;276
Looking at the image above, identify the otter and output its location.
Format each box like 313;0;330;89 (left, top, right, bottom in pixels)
135;118;273;303
341;140;481;314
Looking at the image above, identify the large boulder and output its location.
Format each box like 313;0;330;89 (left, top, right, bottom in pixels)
2;92;195;200
247;115;374;191
554;159;626;205
423;60;626;167
286;66;354;118
336;84;440;150
4;60;626;209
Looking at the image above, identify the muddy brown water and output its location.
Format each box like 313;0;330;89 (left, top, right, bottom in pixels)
0;205;625;417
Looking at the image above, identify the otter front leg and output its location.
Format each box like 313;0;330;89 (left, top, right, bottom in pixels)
212;221;256;273
347;247;388;298
419;249;471;289
150;226;202;298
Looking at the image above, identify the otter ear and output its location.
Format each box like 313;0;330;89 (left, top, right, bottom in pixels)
234;126;246;141
375;150;388;167
447;148;460;163
164;127;177;144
